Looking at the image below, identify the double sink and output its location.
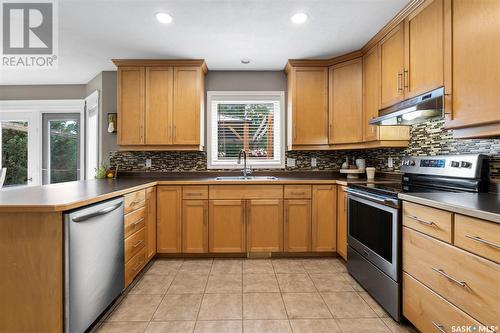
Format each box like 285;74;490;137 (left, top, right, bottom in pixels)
214;176;279;181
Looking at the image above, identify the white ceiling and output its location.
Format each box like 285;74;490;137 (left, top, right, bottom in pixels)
0;0;409;85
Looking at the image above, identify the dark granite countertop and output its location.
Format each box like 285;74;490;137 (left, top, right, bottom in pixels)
399;192;500;223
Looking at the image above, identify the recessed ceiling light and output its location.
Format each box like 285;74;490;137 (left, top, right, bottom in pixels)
291;12;308;24
155;12;173;24
241;59;250;64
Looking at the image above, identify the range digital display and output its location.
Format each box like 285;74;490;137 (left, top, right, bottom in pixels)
420;159;446;168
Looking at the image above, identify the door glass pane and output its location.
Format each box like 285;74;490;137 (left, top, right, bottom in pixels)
1;121;29;187
348;198;393;262
49;120;80;184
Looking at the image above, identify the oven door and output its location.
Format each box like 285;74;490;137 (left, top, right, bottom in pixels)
347;192;400;282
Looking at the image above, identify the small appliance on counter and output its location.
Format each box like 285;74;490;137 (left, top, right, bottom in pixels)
345;154;488;322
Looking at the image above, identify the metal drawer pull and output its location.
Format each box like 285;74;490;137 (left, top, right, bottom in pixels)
132;240;144;248
133;261;143;271
465;235;500;249
290;191;306;195
432;321;446;333
432;267;467;287
132;218;144;226
186;192;203;196
406;214;435;226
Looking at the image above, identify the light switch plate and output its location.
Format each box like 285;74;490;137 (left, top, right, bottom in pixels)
145;158;152;168
287;158;296;168
311;157;317;168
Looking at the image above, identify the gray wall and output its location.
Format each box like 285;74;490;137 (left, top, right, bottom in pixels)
205;71;286;91
0;84;86;100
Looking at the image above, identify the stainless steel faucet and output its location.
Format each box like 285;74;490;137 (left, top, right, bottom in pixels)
237;149;252;177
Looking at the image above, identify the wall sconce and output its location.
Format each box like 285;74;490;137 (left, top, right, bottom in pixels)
107;113;117;133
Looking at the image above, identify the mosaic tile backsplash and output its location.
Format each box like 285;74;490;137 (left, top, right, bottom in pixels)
110;119;499;180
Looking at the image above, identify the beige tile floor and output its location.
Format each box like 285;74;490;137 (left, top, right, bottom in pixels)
95;258;418;333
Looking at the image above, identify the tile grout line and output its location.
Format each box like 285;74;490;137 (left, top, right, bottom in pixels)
193;258;213;331
272;259;294;332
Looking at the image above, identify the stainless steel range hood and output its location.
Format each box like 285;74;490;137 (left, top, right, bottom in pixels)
369;87;444;126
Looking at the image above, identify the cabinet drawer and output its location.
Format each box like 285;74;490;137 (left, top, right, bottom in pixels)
284;185;312;199
125;247;146;287
124;189;146;214
183;185;208;200
403;201;452;243
124;206;146;238
403;272;481;333
455;214;500;264
403;227;500;326
125;227;146;263
209;185;283;199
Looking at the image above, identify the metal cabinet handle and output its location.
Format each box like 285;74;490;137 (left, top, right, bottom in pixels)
173;125;176;140
290;191;306;195
203;207;207;225
432;321;446;333
432;267;467;288
133;260;144;271
344;195;347;212
465;235;500;249
186;192;203;196
406;214;435;227
293;124;297;140
133;239;144;248
132;217;144;226
397;72;403;92
403;70;409;90
73;202;123;222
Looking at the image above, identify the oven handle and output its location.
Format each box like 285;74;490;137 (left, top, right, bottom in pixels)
345;188;399;207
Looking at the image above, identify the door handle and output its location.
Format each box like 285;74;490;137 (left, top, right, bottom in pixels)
73;202;123;222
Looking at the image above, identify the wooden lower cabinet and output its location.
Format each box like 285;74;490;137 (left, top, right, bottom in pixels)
145;186;157;260
311;185;337;252
157;186;182;253
182;200;208;253
247;199;283;252
209;200;246;253
336;186;348;260
284;199;312;252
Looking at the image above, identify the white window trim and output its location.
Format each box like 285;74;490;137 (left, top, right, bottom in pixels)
206;91;285;169
0;99;85;186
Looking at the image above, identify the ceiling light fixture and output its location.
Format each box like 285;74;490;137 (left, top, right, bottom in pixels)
155;12;173;24
291;12;308;24
241;59;250;64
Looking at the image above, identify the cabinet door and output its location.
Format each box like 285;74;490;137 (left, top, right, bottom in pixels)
145;67;173;144
445;0;500;130
172;67;202;145
336;186;348;260
330;59;363;144
405;0;443;98
182;200;208;253
145;186;157;260
117;66;145;145
379;23;405;108
157;186;182;253
312;185;337;252
284;199;311;252
247;199;283;252
363;46;380;142
209;200;246;253
291;67;329;145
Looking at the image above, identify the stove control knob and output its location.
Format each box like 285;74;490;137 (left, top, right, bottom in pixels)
460;161;472;168
451;161;460;167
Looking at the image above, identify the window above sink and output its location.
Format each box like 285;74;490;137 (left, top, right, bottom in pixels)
207;91;285;170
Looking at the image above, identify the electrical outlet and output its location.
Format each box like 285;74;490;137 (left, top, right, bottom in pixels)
388;157;394;169
287;158;296;168
311;157;317;168
145;158;152;168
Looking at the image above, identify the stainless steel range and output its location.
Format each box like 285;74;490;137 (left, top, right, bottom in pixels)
345;154;488;322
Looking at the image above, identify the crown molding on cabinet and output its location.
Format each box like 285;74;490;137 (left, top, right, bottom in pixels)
112;59;208;74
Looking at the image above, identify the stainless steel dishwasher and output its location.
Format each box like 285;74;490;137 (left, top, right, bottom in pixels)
64;197;124;333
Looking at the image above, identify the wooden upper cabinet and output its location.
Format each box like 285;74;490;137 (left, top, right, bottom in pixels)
145;67;173;145
444;0;500;136
404;0;444;98
363;46;380;142
156;186;182;253
247;199;283;253
117;67;145;145
336;186;348;260
330;58;363;144
182;200;208;253
311;185;337;252
288;67;329;146
209;200;246;253
173;67;203;145
379;23;405;109
284;199;312;252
